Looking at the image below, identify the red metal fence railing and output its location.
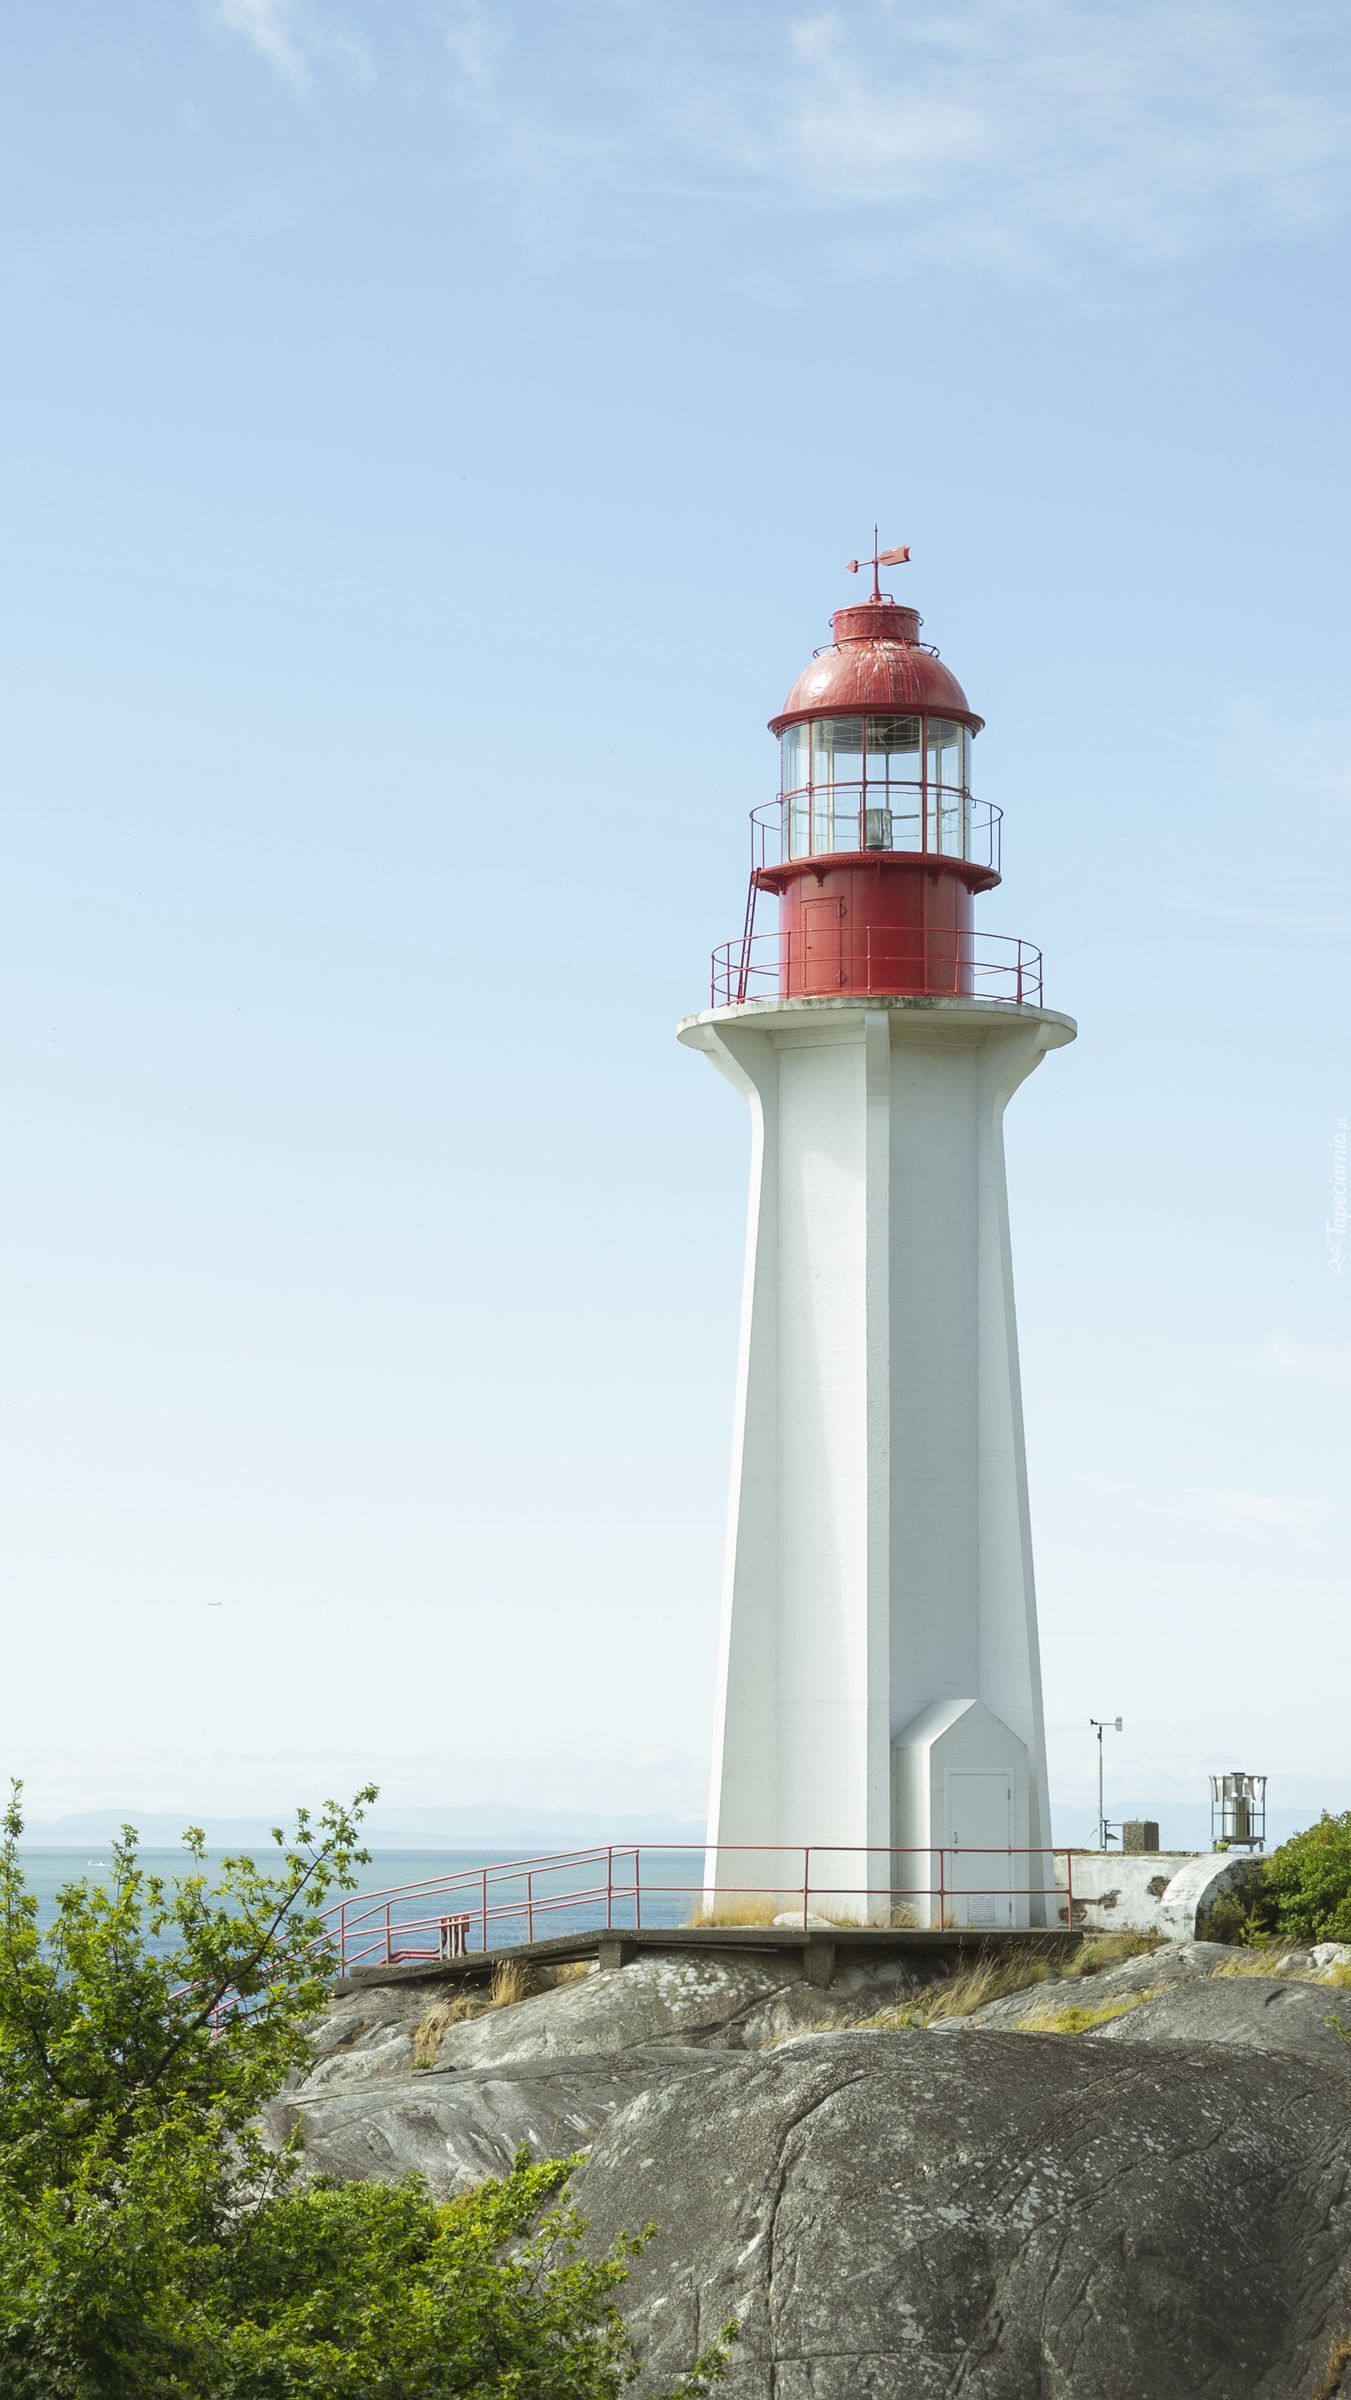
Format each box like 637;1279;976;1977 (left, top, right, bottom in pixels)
321;1843;1077;1973
709;928;1044;1010
750;792;1004;879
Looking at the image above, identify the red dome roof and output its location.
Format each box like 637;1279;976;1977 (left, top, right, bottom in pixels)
770;600;982;734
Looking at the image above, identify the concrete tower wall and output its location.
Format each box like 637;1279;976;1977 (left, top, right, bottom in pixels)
679;994;1074;1926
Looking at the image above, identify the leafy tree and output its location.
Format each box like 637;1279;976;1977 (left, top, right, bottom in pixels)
1263;1810;1351;1945
0;1786;727;2398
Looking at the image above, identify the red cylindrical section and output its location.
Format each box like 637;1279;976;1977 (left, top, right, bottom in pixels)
748;587;1003;1002
777;857;977;999
830;601;921;645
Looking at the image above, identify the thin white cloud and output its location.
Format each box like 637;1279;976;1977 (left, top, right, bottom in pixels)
210;0;371;90
426;0;1351;278
441;0;511;90
1185;1486;1331;1531
759;1;1351;270
1260;1336;1351;1387
202;1;1351;275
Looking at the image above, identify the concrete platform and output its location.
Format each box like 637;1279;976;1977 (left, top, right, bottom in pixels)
335;1920;1088;1997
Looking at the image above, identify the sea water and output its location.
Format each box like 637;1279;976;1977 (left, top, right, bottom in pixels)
16;1845;707;1963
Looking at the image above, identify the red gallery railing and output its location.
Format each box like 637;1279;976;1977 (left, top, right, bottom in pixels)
709;928;1044;1009
750;793;1003;879
321;1843;1079;1973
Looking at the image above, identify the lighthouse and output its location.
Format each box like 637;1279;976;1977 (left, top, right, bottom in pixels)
679;553;1075;1929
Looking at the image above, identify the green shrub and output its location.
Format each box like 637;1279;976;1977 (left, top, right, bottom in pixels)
1265;1812;1351;1944
1203;1815;1351;1948
0;1783;728;2399
1202;1886;1277;1947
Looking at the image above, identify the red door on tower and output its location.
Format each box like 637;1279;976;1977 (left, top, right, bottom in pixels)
801;896;845;994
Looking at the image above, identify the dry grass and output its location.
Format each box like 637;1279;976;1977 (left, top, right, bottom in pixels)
1210;1952;1351;1988
411;1993;482;2066
1311;2337;1351;2399
685;1893;785;1928
488;1958;531;2009
759;2017;847;2048
539;1959;592;1987
1064;1931;1163;1978
1017;1990;1153;2037
859;1949;1054;2031
410;1959;534;2067
684;1894;890;1930
926;1952;1053;2022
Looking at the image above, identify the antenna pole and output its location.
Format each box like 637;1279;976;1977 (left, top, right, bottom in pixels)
871;522;881;603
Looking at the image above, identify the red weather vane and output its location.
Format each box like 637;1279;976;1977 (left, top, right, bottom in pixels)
846;527;912;602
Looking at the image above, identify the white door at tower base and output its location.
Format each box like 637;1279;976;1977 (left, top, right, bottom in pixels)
944;1771;1014;1928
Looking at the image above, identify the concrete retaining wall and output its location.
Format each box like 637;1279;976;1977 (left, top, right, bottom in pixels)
1056;1850;1263;1938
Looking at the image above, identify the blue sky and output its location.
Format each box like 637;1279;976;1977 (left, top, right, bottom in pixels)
2;0;1348;1837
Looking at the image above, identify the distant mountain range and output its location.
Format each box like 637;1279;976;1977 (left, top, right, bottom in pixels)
18;1803;707;1851
19;1798;1333;1857
1051;1800;1323;1854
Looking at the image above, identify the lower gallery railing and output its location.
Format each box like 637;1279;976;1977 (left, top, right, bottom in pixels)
710;929;1044;1008
325;1844;1078;1972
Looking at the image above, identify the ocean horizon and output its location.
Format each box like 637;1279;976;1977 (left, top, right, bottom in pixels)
17;1844;710;1958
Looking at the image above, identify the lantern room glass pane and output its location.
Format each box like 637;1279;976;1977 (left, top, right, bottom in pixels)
783;712;972;862
927;718;967;857
891;797;922;850
865;714;922;787
810;716;863;854
812;716;864;789
866;714;921;849
780;725;809;795
827;794;860;852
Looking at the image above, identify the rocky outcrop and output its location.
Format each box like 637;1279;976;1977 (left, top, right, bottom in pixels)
300;1950;926;2096
273;1951;926;2194
285;1941;1351;2396
571;2028;1351;2399
935;1942;1351;2064
1093;1975;1351;2064
264;2046;720;2194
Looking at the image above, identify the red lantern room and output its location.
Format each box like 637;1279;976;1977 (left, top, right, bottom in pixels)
714;558;1043;1007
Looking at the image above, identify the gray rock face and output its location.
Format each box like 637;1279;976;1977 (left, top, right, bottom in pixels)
1092;1974;1351;2064
288;1941;1351;2393
299;1979;432;2093
301;1951;923;2094
933;1938;1234;2033
266;2046;720;2197
427;1955;792;2071
570;2029;1351;2399
274;1951;924;2199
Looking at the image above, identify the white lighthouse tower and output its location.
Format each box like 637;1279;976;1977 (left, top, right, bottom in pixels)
680;552;1074;1928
